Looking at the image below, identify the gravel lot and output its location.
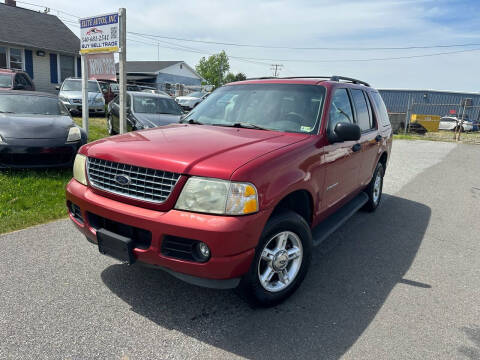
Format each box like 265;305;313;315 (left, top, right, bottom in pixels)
1;140;479;360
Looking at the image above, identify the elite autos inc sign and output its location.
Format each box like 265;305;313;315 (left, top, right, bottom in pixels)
79;13;119;54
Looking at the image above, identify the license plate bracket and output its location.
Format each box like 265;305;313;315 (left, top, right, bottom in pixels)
97;228;135;264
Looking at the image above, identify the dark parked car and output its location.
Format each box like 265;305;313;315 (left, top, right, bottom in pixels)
0;91;86;168
107;91;183;135
66;75;392;306
0;69;35;91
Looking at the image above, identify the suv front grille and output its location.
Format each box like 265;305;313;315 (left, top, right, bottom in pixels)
87;157;181;203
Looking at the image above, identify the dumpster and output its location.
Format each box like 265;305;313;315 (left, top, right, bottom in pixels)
410;114;441;133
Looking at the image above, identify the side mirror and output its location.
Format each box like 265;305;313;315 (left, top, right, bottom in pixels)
331;122;361;143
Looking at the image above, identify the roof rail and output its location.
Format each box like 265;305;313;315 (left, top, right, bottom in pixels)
244;75;370;87
330;75;370;87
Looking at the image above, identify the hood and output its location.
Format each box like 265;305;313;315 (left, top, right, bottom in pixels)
0;114;74;139
60;91;102;101
134;113;182;128
82;124;309;179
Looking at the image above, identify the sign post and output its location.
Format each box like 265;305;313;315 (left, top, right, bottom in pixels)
118;8;127;135
79;11;121;138
81;56;88;138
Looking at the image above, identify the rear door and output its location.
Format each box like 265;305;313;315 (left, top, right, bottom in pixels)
350;88;380;186
323;87;363;209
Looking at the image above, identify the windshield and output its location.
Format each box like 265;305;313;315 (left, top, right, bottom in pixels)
0;74;12;88
132;95;183;115
186;91;204;98
61;80;100;92
0;94;69;115
184;84;325;134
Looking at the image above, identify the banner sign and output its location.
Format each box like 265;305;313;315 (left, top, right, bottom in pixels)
79;13;119;54
86;53;116;81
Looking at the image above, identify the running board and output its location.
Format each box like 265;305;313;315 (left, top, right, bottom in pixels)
312;192;368;247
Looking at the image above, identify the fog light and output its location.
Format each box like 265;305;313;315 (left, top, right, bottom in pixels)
196;242;210;261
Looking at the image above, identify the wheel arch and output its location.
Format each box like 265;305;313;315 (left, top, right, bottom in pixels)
270;189;314;227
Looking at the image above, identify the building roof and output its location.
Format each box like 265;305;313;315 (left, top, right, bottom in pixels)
116;61;203;80
0;3;80;55
116;61;184;73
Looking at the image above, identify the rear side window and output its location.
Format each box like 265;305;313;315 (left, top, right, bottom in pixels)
328;88;353;133
351;89;374;131
370;92;391;127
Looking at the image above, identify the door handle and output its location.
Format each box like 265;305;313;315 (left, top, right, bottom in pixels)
375;135;383;142
352;143;361;152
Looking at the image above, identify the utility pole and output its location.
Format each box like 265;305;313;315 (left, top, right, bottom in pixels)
270;64;283;77
118;8;127;134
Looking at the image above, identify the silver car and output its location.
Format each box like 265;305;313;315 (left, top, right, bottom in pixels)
58;78;105;116
438;116;473;132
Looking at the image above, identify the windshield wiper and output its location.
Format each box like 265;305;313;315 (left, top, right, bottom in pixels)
231;122;268;130
180;118;203;125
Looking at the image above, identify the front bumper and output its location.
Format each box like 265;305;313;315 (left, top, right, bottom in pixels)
66;179;270;287
62;102;104;113
0;138;84;168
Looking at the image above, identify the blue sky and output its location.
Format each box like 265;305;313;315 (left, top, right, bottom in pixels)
19;0;480;92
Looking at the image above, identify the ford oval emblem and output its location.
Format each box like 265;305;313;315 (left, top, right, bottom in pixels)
114;174;131;186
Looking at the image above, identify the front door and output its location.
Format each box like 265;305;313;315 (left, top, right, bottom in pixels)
323;87;363;210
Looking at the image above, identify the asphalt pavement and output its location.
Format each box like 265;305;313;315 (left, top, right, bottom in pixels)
1;140;479;360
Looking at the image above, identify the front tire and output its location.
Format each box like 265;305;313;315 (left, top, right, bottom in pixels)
237;210;312;307
363;162;384;212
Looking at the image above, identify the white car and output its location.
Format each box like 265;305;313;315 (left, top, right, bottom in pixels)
438;116;473;132
175;91;209;110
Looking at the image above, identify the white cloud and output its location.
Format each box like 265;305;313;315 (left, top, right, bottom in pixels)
25;0;480;91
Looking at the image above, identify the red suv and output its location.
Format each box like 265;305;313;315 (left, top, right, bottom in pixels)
66;76;392;306
0;69;35;91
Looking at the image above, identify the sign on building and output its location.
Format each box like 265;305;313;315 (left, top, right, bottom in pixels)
80;13;119;54
86;53;116;81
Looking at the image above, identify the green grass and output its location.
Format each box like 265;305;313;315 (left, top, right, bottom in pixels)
394;130;480;144
0;117;108;234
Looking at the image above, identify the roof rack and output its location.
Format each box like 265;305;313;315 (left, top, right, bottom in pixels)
244;75;370;87
329;75;370;87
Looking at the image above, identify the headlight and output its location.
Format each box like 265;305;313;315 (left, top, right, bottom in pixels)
175;177;258;215
66;127;81;142
73;154;87;185
0;134;6;144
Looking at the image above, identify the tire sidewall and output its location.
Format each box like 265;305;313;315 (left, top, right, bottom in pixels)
240;210;312;307
371;163;384;209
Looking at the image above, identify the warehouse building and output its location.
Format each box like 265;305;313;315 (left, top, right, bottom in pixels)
379;89;480;132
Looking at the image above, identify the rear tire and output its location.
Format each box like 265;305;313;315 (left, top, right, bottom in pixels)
236;210;312;307
363;162;384;212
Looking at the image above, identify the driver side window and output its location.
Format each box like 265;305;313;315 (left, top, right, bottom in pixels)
328;88;353;134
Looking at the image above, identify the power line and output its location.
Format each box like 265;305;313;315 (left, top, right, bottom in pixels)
17;0;480;52
128;31;480;51
58;17;480;64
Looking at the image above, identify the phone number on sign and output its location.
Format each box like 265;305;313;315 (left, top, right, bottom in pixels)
82;35;111;42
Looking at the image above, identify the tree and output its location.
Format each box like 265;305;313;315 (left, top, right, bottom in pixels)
195;51;230;89
225;72;247;84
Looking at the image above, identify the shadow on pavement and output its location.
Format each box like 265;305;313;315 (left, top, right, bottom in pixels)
101;195;430;360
